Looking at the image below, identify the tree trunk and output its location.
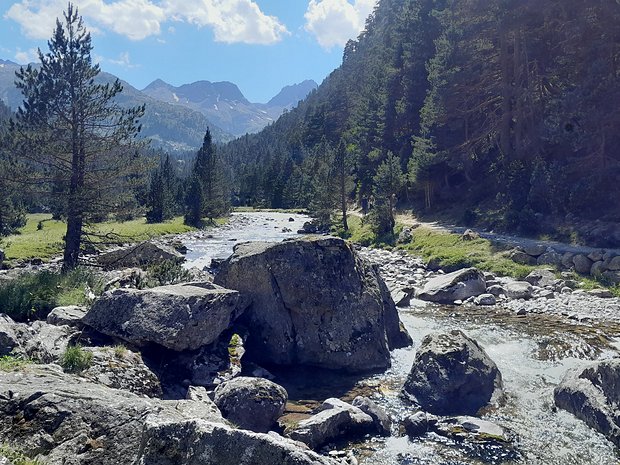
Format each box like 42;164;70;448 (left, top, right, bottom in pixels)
62;213;82;272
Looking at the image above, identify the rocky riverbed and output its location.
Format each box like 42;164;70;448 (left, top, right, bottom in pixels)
0;212;619;464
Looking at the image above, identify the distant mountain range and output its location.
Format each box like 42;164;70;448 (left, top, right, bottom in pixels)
141;79;317;136
0;58;317;151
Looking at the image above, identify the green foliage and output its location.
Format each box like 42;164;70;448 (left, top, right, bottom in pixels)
0;356;31;372
146;260;191;286
146;154;179;223
0;268;103;322
0;445;42;465
369;153;405;236
60;345;93;373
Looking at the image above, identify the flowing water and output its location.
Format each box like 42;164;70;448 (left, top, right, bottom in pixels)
183;212;620;465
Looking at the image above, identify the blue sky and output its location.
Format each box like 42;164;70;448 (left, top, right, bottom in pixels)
0;0;377;103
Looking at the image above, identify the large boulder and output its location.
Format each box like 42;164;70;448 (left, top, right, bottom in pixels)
403;330;504;415
96;241;183;270
0;366;337;465
554;359;620;447
287;398;375;449
83;283;243;351
214;236;411;373
213;377;288;433
137;418;338;465
0;314;21;356
20;321;80;363
46;305;87;327
418;268;487;304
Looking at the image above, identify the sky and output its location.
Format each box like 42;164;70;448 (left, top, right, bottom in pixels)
0;0;378;103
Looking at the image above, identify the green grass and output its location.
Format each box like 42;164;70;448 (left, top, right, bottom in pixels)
2;214;195;261
0;445;42;465
0;355;31;372
400;227;535;278
0;268;104;321
59;345;93;373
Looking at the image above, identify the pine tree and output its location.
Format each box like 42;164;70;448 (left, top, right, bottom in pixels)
184;175;204;227
334;139;352;231
370;152;404;236
10;3;144;270
146;154;177;223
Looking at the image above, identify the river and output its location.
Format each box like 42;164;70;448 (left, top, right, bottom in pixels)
182;212;620;465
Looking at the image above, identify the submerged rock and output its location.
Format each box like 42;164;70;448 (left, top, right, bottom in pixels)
214;236;411;373
418;268;486;304
403;330;504;415
554;359;620;447
213;377;288;433
83;282;243;351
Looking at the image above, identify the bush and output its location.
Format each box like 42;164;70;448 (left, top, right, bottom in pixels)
60;345;93;373
0;268;104;322
0;355;30;372
146;260;191;286
0;445;42;465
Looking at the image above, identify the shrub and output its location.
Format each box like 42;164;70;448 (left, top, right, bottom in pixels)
60;345;93;373
0;445;42;465
0;355;30;372
0;268;104;322
146;259;191;286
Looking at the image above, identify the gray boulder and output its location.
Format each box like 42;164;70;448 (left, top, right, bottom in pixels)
0;314;21;356
418;268;486;304
509;249;537;266
525;269;558;288
80;346;162;398
573;254;593;274
213;377;288;433
537;250;562;266
608;256;620;271
96;241;183;270
46;305;87;327
474;294;496;306
214;237;411;373
554;359;620;447
137;418;338;465
398;227;413;244
83;283;242;351
403;330;504;415
352;396;391;436
502;280;534;300
403;412;437;438
287;398;375;449
186;386;225;422
523;244;547;257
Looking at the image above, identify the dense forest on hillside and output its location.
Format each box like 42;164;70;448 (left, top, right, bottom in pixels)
221;0;620;235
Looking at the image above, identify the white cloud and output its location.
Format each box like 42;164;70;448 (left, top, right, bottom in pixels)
4;0;288;44
162;0;289;44
304;0;377;49
14;47;38;64
108;51;138;68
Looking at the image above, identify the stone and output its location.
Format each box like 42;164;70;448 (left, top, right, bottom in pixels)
20;321;80;363
137;418;338;465
392;287;415;308
523;244;548;257
474;294;496;306
587;250;605;262
397;227;413;244
96;241;184;270
537;251;562;266
607;256;620;271
103;268;148;291
502;281;533;300
509;250;537;266
462;229;480;241
214;237;410;373
586;289;614;299
186;386;224;422
83;283;243;352
0;314;22;356
403;412;435;438
80;346;163;397
418;268;486;304
0;365;333;465
561;252;576;269
0;249;4;264
287;398;375;449
602;271;620;285
554;359;620;448
213;377;288;433
487;285;506;297
590;261;607;276
573;254;593;274
351;396;391;436
403;330;504;415
524;269;558;288
46;305;87;327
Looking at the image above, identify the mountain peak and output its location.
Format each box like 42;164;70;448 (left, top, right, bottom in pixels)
267;80;318;108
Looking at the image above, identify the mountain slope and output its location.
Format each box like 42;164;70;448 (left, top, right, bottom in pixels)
142;79;317;136
221;0;620;235
0;62;232;152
